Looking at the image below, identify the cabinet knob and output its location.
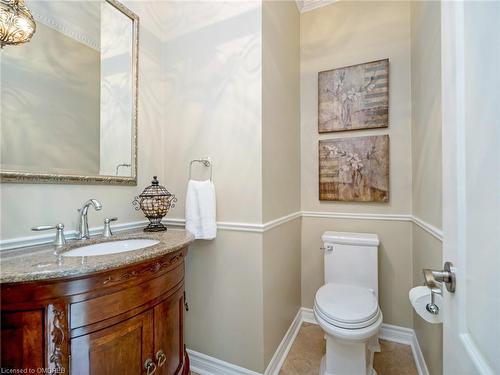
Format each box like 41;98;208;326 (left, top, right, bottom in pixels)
155;350;166;367
144;358;157;375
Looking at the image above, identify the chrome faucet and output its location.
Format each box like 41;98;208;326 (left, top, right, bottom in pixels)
77;199;102;240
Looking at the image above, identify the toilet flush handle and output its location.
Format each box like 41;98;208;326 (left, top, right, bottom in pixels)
320;245;333;252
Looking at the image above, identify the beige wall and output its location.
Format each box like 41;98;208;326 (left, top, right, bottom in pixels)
161;2;265;371
165;1;301;371
0;1;167;241
261;1;301;368
1;1;300;372
411;1;442;229
262;0;300;222
300;1;412;215
161;0;263;224
412;225;443;375
300;1;414;329
302;217;413;328
263;218;301;366
160;2;265;371
410;2;443;374
1;2;445;373
185;231;264;371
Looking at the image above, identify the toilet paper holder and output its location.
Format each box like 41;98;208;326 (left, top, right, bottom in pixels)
422;261;456;315
425;286;441;315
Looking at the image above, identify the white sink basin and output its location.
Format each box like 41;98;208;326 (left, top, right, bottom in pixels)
62;239;160;257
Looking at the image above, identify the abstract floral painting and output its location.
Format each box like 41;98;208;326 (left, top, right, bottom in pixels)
318;59;389;133
319;135;389;202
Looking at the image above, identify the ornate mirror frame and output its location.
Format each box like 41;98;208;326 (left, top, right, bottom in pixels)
0;0;139;185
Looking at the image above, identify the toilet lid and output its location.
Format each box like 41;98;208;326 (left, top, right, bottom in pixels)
314;283;379;326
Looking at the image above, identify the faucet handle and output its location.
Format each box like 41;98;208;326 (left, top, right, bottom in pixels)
32;223;67;247
103;217;118;238
32;225;58;231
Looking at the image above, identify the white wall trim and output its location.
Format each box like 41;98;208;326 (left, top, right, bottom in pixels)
262;211;302;232
295;0;337;13
300;306;317;324
189;307;429;375
302;211;413;222
379;323;414;345
30;9;100;51
302;211;442;242
187;309;305;375
0;213;302;250
162;217;269;232
412;216;444;241
300;308;430;375
163;212;302;233
0;220;149;251
1;210;443;250
264;309;303;375
412;331;431;375
188;349;262;375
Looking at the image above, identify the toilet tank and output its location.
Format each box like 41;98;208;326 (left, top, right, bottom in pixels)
322;231;379;297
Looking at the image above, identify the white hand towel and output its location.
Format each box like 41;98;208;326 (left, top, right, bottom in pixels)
185;180;217;240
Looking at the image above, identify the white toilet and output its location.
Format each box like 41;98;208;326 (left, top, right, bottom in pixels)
314;231;383;375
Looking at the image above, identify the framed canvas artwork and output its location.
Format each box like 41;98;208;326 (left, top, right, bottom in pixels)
318;59;389;133
319;135;389;202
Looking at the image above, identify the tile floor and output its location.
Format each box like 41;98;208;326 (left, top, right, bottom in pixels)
192;322;418;375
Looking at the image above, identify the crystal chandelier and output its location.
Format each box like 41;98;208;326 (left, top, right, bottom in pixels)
0;0;36;48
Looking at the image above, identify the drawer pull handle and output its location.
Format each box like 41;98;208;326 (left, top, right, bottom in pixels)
144;358;157;375
156;350;167;367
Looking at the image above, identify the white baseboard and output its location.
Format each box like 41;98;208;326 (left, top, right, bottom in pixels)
187;309;303;375
301;308;430;375
264;309;303;375
188;349;262;375
411;333;430;375
189;307;429;375
300;306;317;324
379;323;430;375
379;323;414;345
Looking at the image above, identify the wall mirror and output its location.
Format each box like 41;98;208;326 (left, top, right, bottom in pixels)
0;0;138;185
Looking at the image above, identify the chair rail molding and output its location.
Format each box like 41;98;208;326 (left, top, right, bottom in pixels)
411;216;443;241
301;211;413;221
0;211;442;250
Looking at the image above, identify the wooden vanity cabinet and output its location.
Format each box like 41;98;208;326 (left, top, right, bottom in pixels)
1;247;190;375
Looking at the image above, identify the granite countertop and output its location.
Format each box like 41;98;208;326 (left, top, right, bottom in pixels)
0;229;194;284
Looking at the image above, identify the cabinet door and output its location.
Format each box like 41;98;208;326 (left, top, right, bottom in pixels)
1;310;45;371
154;287;185;375
71;310;153;375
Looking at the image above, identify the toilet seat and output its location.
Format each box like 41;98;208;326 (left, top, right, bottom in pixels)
314;283;381;330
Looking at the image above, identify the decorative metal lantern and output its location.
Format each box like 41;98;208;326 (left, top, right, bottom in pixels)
133;176;177;232
0;0;36;49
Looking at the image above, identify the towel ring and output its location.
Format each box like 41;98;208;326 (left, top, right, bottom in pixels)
189;157;212;181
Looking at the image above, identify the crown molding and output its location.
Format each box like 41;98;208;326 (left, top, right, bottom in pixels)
295;0;337;14
30;7;100;51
